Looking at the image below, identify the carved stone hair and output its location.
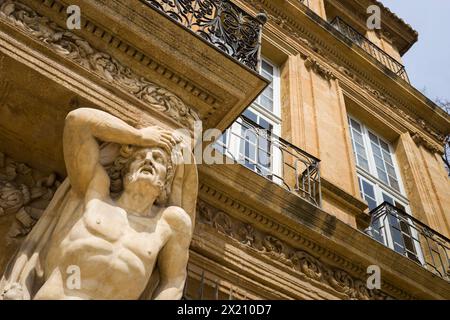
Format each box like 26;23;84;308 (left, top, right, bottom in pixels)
106;144;176;204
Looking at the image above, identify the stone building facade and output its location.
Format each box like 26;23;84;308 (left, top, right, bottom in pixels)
0;0;449;299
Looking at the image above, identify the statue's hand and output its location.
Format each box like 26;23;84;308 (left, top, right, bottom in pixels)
138;126;181;153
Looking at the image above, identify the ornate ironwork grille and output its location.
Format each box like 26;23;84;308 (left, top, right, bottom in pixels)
367;202;450;281
216;115;322;207
141;0;265;70
183;269;246;300
330;17;410;83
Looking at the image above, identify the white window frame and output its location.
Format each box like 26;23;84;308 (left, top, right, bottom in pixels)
220;57;283;182
348;115;407;200
349;115;425;265
357;175;424;265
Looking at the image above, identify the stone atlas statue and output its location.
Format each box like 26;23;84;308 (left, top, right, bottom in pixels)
0;108;198;300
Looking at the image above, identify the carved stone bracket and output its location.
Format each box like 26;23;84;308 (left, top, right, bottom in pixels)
412;133;441;155
0;0;200;130
0;152;59;240
304;56;336;82
196;199;394;300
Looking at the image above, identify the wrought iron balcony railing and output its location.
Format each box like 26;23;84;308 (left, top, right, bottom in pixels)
330;17;410;83
142;0;267;71
215;115;321;207
366;202;450;281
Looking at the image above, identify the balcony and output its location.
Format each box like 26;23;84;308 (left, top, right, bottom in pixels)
142;0;266;71
216;115;322;207
294;0;410;83
330;17;410;83
367;202;450;281
128;0;270;131
0;0;271;165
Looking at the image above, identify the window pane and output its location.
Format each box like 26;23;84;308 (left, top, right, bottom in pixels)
353;130;364;145
357;155;369;171
380;140;390;152
349;119;370;171
261;72;273;82
389;177;400;191
258;117;272;131
243;109;258;123
372;143;382;157
355;143;366;157
362;180;375;199
261;60;273;75
377;168;389;184
388;213;406;255
262;85;273;98
383;151;394;165
350;119;362;132
361;179;377;210
369;132;378;144
214;131;228;154
382;193;394;204
260;96;273;111
386;164;396;177
374;154;385;170
366;198;377;210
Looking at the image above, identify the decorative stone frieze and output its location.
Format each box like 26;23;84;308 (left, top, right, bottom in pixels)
196;199;394;300
0;0;200;130
196;179;419;300
0;152;59;239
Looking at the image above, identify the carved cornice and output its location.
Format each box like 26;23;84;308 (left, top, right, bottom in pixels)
243;0;447;153
333;63;446;152
0;0;201;130
198;181;415;300
196;199;393;300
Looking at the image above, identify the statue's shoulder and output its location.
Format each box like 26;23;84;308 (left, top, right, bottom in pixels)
161;206;192;233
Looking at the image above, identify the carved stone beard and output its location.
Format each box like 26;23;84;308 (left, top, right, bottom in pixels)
122;168;164;202
121;150;174;206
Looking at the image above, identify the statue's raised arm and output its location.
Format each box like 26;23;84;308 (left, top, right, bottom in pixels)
0;108;198;300
63;108;177;197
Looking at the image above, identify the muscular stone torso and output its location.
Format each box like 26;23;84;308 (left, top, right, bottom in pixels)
40;198;172;300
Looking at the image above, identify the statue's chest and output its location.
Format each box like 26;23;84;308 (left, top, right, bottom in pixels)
83;202;129;242
79;201;164;260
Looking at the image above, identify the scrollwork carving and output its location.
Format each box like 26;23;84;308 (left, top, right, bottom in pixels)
196;199;396;300
291;251;323;281
213;211;234;236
